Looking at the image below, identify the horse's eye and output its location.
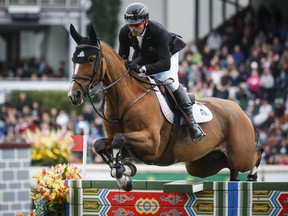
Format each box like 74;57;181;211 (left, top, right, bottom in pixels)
88;56;96;63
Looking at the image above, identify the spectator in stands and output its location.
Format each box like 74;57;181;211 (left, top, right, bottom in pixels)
212;69;231;99
17;92;30;112
54;60;66;78
253;98;273;128
206;30;222;53
246;62;261;99
260;62;275;102
56;110;69;129
232;44;245;67
37;56;53;78
276;61;288;97
87;127;103;163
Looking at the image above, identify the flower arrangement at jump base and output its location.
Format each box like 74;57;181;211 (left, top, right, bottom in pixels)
23;129;74;166
30;164;82;216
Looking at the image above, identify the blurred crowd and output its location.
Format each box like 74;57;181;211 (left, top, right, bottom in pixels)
0;5;287;165
0;92;106;163
0;57;66;80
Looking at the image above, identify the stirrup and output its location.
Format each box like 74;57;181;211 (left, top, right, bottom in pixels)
190;126;206;144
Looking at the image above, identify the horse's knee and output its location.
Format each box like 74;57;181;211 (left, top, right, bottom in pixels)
94;139;106;154
112;133;126;149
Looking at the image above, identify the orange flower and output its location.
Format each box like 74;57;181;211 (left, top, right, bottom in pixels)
31;164;81;205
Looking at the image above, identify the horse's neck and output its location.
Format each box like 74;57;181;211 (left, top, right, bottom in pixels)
101;45;139;114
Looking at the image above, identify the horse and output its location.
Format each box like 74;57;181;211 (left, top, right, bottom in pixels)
68;24;263;191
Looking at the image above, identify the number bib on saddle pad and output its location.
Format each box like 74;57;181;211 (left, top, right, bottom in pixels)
148;77;213;124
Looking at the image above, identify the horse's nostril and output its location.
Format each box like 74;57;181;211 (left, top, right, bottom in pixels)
75;90;81;99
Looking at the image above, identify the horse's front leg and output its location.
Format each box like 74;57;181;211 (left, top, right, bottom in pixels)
94;137;137;190
94;138;113;167
111;131;156;191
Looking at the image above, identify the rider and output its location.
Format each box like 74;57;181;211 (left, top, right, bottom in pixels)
118;2;205;143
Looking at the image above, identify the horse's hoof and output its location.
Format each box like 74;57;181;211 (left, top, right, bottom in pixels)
122;175;133;191
124;162;137;177
111;164;125;178
230;178;240;181
247;174;257;181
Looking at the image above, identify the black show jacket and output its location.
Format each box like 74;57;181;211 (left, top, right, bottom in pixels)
118;20;186;75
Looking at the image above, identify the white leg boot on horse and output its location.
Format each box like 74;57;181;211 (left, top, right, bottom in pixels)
173;85;206;143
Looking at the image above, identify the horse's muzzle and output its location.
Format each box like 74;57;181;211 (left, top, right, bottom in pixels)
68;89;84;106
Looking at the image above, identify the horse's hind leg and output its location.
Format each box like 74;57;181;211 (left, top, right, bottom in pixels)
247;148;263;181
230;169;240;181
247;124;264;181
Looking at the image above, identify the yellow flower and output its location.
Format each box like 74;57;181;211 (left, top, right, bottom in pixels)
23;129;74;165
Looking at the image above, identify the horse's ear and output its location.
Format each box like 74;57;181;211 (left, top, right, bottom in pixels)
89;24;98;45
70;24;83;44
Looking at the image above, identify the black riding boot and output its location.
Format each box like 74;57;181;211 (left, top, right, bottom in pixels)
173;86;206;143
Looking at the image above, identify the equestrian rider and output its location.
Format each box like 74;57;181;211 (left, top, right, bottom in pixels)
118;2;205;143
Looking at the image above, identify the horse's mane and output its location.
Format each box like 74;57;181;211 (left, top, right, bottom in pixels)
99;40;124;63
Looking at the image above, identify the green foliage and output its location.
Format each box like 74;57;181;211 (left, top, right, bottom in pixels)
87;0;122;47
35;196;65;216
8;91;84;114
35;197;49;216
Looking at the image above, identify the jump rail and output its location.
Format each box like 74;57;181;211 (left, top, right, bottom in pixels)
67;180;288;216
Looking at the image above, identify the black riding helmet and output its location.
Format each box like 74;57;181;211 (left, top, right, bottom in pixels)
124;2;149;24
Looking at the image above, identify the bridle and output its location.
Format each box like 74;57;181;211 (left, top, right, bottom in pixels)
71;44;103;90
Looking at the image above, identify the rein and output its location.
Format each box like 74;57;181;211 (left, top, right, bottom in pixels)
87;69;156;127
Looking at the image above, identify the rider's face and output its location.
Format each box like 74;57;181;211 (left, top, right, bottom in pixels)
128;21;146;36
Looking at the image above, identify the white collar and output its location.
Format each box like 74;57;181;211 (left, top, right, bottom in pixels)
137;27;146;39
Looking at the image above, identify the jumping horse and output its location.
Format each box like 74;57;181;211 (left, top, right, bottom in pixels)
68;24;263;191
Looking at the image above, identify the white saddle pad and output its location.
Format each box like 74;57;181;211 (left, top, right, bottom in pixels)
148;77;213;124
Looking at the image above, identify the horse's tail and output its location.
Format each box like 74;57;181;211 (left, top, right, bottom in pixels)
253;124;263;154
245;111;263;154
247;122;264;181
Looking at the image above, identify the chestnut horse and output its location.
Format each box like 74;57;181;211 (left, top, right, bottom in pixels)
68;24;263;191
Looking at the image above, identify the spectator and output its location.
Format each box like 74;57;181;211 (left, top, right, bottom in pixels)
260;62;275;102
56;110;69;129
54;60;66;78
212;69;231;99
206;30;222;52
17;92;30;112
87;127;103;163
253;98;273;127
232;44;245;67
75;114;89;135
246;64;261;99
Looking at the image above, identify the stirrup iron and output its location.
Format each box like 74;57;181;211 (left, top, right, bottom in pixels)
191;125;206;144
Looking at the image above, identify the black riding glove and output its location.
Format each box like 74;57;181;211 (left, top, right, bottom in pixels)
127;61;140;73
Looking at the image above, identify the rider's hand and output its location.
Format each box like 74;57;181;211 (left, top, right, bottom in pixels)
127;61;140;73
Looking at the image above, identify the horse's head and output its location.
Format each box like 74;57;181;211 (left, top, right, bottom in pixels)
68;24;103;106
